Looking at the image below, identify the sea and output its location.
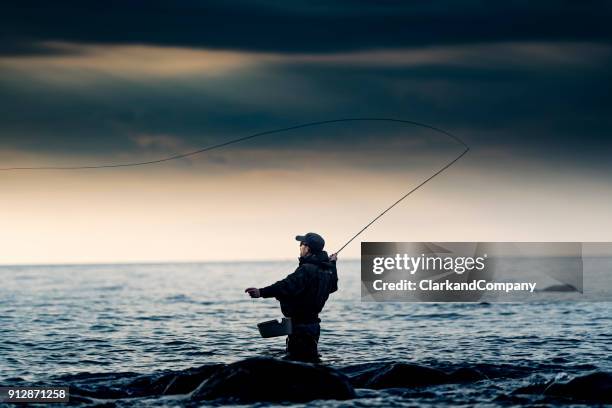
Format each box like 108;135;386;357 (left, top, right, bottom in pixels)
1;260;610;406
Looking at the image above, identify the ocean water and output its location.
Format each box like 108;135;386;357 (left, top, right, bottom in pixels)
1;260;611;406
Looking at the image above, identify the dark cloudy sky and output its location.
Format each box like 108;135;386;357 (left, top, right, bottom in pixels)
1;1;611;264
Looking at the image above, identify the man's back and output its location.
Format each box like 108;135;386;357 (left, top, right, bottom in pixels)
259;250;338;324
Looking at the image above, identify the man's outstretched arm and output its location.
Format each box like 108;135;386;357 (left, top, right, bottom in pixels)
245;287;261;298
245;268;306;299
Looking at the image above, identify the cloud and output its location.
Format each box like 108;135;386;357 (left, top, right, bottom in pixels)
2;1;611;56
0;42;266;79
0;38;610;175
130;133;188;151
3;41;606;83
287;42;612;69
2;1;611;264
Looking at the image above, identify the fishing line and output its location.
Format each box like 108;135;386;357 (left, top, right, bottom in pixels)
0;118;469;253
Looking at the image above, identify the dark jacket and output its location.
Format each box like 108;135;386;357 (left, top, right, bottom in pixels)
259;251;338;324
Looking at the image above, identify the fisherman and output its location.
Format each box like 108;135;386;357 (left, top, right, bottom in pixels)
245;232;338;362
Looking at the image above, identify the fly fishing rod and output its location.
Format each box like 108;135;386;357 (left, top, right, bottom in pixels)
0;118;470;253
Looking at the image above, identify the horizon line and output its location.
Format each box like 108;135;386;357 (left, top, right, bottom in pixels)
0;257;361;268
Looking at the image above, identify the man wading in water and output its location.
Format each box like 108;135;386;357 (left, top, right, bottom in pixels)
245;232;338;362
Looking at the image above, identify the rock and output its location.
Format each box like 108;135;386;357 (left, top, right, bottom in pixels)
342;362;489;389
363;363;448;389
70;384;128;400
155;364;224;395
465;363;532;380
448;367;487;383
190;357;355;402
545;372;612;403
512;381;549;395
339;362;390;387
70;364;223;399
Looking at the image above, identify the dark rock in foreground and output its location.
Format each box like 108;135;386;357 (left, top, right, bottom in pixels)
62;358;609;405
513;371;612;404
131;363;224;396
68;364;224;400
190;357;356;402
447;367;487;383
365;363;449;388
545;372;612;403
341;362;487;389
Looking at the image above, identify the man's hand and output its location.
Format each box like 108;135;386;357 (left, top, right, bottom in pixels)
245;287;261;298
330;253;338;262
